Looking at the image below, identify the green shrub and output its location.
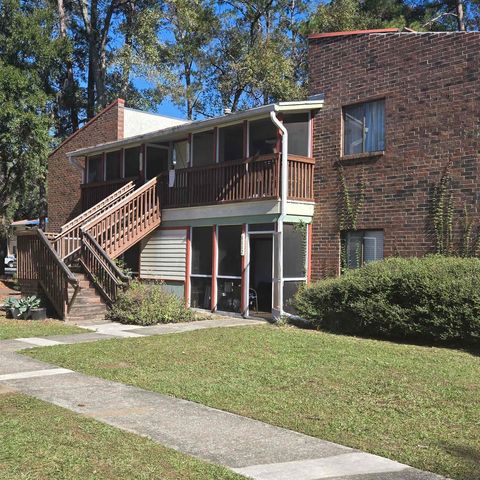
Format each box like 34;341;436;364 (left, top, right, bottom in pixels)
107;280;194;326
294;256;480;345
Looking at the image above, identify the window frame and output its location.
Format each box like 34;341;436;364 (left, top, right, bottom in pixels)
342;99;385;157
340;229;384;270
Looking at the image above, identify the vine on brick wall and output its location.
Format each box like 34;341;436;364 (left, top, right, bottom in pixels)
336;164;366;272
293;220;308;277
337;164;366;231
432;160;454;255
431;160;479;257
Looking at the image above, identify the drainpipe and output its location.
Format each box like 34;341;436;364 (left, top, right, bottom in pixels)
270;110;288;319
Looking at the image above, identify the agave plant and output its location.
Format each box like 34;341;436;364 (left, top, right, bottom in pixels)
4;296;41;319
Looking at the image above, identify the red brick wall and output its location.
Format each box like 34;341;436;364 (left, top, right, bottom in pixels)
308;32;480;279
47;99;125;232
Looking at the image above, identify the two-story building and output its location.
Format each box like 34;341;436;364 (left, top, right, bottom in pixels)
17;28;480;322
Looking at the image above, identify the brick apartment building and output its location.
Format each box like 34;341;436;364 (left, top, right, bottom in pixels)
17;29;480;321
308;29;480;279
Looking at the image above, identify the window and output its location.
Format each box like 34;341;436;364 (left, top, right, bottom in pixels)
87;155;103;183
219;124;243;162
218;225;242;277
190;226;213;309
284;113;309;157
124;146;141;178
105;150;122;181
172;141;189;169
146;146;168;180
217;225;242;313
343;100;385;155
249;118;277;156
341;230;384;269
192;130;214;166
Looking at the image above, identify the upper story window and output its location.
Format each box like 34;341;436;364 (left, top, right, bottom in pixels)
192;130;214;166
124;146;141;178
341;230;384;269
105;150;122;181
284;113;309;157
87;155;103;183
249;118;277;156
343;99;385;156
219;124;243;162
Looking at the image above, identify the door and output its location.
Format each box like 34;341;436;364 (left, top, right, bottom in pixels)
249;235;273;313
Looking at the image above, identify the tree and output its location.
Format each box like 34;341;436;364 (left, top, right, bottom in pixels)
202;0;309;115
0;0;58;273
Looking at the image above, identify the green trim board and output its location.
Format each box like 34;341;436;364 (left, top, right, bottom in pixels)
161;214;312;228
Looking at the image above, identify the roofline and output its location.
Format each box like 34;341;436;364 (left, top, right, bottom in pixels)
123;107;189;123
67;100;324;158
49;99;125;157
308;28;400;40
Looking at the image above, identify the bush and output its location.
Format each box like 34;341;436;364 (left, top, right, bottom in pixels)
107;280;194;326
294;256;480;345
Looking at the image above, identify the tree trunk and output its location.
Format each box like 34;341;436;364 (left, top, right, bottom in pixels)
120;0;135;100
456;0;466;31
57;0;79;131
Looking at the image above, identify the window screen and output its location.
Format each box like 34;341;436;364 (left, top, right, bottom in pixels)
284;113;309;157
124;146;140;177
343;100;385;155
249;118;277;156
218;225;242;277
193;130;214;166
283;280;304;314
190;277;212;309
341;230;384;269
105;150;122;180
191;226;212;275
173;141;189;169
217;278;241;313
87;155;103;183
146;147;169;180
283;223;306;278
219;124;243;162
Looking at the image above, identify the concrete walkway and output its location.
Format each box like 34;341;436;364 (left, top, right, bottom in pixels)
0;319;446;480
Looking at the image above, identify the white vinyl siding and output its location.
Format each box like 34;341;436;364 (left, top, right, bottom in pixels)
140;229;187;280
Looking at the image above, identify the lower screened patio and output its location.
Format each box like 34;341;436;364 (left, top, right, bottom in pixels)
133;216;312;318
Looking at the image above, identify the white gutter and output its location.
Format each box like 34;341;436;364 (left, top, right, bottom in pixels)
270;111;288;319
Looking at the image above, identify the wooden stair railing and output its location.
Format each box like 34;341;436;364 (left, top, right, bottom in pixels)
80;230;130;304
17;230;80;319
51;180;136;261
82;175;162;259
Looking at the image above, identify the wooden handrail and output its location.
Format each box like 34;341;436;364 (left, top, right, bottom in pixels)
80;230;130;304
37;230;78;286
83;175;161;259
62;180;136;233
82;175;159;231
51;180;136;261
83;230;130;282
17;229;79;319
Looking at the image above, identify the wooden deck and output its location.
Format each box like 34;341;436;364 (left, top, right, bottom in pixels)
80;154;314;212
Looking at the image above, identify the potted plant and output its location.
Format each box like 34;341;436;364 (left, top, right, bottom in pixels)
4;296;44;320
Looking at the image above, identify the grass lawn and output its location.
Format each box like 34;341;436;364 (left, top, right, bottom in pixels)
0;312;85;340
27;325;480;480
0;391;243;480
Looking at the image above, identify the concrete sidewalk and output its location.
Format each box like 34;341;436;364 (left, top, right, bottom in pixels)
0;320;446;480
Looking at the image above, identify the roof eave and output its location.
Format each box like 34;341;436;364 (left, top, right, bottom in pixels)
67;101;324;158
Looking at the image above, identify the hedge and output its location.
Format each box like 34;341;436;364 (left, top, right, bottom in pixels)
294;256;480;345
107;280;193;326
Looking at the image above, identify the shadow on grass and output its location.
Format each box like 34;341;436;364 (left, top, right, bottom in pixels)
286;316;480;357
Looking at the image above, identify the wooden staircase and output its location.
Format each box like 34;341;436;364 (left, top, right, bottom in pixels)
17;176;162;321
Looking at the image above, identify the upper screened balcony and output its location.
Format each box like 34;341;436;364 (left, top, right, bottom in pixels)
72;102;322;212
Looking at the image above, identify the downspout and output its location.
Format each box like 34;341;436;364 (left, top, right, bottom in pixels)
270;110;288;319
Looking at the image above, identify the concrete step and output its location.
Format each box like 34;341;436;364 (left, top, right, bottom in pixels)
66;315;108;324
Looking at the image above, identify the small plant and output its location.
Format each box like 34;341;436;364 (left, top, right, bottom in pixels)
114;258;133;278
4;296;41;319
107;280;193;325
